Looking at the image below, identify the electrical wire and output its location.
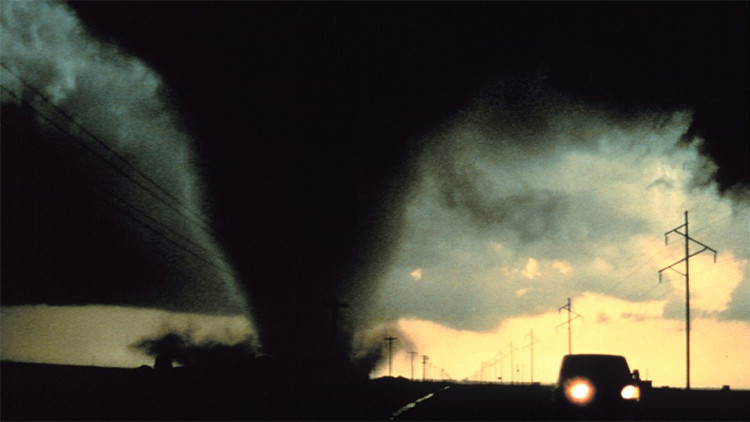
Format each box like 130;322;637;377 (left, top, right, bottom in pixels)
0;63;221;242
1;84;238;283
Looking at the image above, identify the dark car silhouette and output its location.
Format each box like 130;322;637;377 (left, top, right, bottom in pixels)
554;354;640;419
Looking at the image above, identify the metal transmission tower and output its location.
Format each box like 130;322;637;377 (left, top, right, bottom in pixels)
384;336;397;377
408;351;417;380
523;330;542;383
659;211;717;390
557;298;583;354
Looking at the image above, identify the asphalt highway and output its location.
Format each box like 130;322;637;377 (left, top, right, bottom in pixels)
390;382;750;421
2;362;748;420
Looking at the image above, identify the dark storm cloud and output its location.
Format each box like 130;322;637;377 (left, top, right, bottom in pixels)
370;99;748;332
352;322;417;375
132;328;258;369
4;0;746;374
434;165;567;244
1;1;247;315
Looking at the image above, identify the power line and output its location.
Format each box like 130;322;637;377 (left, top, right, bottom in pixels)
690;211;738;236
2;85;238;281
652;289;672;301
600;208;742;305
0;83;215;240
98;185;237;279
1;82;235;263
0;64;220;242
91;185;235;276
631;282;668;302
602;208;742;302
601;252;661;296
602;227;696;298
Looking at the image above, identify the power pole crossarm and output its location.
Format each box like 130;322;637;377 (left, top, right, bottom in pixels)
557;298;583;354
659;245;718;281
659;211;717;390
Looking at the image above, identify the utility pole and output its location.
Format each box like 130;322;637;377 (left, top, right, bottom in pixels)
325;300;349;341
384;336;397;377
408;351;417;380
483;360;494;383
506;342;518;383
659;211;717;390
422;355;429;382
557;298;583;354
523;329;541;383
496;352;504;383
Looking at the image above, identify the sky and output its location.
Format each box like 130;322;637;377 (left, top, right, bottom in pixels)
1;1;749;389
363;105;750;387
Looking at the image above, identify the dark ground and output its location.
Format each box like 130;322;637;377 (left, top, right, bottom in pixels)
2;361;748;421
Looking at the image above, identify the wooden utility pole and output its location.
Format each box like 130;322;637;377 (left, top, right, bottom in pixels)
659;211;717;390
524;329;541;383
409;351;417;380
506;342;518;383
325;300;349;341
557;298;582;354
496;352;504;383
384;336;397;377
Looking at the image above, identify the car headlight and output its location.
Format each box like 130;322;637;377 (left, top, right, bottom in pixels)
620;384;640;400
564;377;596;406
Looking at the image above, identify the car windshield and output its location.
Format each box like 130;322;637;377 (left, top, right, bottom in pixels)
558;355;632;386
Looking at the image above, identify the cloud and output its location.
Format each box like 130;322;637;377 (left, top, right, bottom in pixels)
4;2;746;381
0;0;248;316
552;260;573;275
352;321;417;376
722;278;750;322
373;292;750;388
409;268;423;281
515;288;531;297
369;80;749;334
0;305;256;368
521;258;542;280
131;325;259;369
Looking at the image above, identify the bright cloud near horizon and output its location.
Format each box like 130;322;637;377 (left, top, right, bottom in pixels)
370;294;750;389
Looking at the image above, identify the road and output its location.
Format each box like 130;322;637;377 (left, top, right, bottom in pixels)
2;362;748;420
391;383;558;420
390;382;750;421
